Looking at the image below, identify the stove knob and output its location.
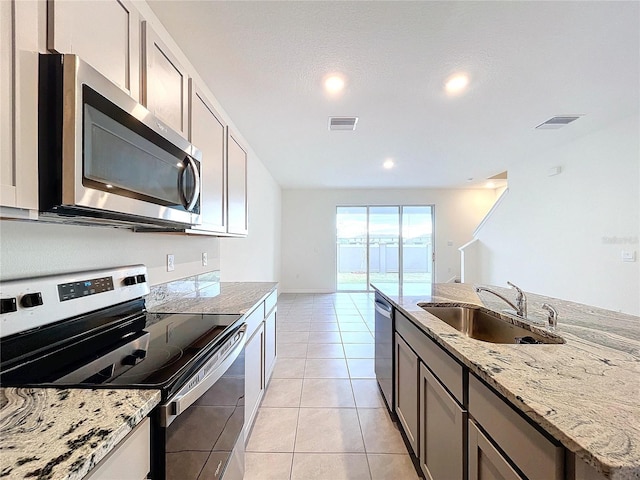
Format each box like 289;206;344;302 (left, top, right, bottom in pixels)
20;292;43;308
1;298;17;314
136;274;147;284
122;349;147;366
132;349;147;360
123;276;138;286
121;354;138;366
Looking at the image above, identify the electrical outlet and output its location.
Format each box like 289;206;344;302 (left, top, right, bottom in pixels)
167;254;175;272
621;250;636;262
202;252;208;266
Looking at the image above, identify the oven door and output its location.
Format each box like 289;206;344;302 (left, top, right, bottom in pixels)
155;324;246;480
39;54;202;228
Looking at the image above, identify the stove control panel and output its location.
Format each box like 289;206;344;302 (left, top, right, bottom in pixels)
58;276;114;302
0;265;149;338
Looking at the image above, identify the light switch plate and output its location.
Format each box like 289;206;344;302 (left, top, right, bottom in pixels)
167;254;175;271
621;251;636;262
202;252;208;266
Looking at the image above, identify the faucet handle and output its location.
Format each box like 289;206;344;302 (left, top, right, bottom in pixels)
507;281;527;317
542;303;558;332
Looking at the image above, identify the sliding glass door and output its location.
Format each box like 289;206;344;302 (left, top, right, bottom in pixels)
336;205;434;291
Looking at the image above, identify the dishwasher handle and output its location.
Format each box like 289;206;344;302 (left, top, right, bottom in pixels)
160;324;246;427
374;301;392;318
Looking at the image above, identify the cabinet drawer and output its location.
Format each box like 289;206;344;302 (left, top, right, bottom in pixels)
469;375;563;480
264;289;277;316
245;304;264;338
396;311;464;404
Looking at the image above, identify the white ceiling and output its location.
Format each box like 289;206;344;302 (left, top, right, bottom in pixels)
148;1;639;189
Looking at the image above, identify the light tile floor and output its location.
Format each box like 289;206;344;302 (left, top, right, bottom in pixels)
245;293;421;480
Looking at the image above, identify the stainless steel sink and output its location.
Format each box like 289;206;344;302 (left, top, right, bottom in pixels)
418;305;565;344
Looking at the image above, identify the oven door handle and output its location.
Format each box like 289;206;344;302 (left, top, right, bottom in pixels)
160;324;246;427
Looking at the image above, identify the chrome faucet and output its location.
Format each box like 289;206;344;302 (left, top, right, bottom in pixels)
474;281;528;318
541;303;558;331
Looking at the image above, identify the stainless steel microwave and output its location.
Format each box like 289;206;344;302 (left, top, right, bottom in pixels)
38;54;202;228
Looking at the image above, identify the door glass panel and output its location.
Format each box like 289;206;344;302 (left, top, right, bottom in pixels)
337;206;368;291
337;205;434;292
369;206;400;289
402;206;433;294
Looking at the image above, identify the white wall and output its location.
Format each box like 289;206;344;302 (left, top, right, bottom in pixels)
220;151;282;282
280;188;497;293
474;114;640;315
0;221;220;285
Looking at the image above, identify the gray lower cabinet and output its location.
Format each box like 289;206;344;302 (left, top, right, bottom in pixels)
468;375;564;480
395;332;418;455
468;419;522;480
419;363;466;480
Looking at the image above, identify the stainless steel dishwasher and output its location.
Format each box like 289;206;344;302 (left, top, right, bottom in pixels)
374;292;394;413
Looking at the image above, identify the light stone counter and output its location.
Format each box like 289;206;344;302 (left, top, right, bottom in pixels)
0;388;160;480
373;282;640;480
145;271;277;316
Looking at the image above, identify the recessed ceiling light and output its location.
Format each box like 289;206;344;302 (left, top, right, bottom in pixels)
445;74;469;95
324;74;346;94
383;159;395;169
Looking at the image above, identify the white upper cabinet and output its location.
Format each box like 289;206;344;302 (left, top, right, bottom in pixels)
0;0;14;204
188;80;227;234
47;0;140;99
227;130;248;236
1;0;38;216
142;21;188;136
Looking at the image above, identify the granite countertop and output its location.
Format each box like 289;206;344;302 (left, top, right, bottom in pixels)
0;388;160;480
373;282;640;480
145;272;277;315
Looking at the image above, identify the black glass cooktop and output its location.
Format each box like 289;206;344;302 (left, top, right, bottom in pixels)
0;299;242;397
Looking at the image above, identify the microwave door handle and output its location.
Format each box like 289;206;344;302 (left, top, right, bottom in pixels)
178;156;200;212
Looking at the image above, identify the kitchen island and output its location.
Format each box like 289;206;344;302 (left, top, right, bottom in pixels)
373;282;639;480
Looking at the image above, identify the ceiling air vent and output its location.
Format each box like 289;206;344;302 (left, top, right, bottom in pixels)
535;115;583;130
328;116;358;131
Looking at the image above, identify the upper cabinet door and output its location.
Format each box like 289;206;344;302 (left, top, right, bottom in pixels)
142;21;189;136
189;80;227;234
47;0;140;99
1;0;38;215
227;130;248;236
0;0;14;206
